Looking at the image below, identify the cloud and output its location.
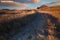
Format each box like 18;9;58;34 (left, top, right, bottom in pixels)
44;1;60;6
0;1;28;6
0;0;40;7
28;0;40;3
42;2;51;5
55;0;60;1
0;0;40;9
33;0;40;3
0;0;11;1
2;0;40;3
53;0;60;2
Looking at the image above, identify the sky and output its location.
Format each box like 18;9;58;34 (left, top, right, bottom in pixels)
0;0;60;10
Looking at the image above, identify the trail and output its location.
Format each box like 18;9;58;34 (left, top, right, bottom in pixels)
9;13;48;40
0;11;60;40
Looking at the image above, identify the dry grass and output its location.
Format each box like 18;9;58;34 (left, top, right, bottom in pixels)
0;5;60;40
37;5;60;22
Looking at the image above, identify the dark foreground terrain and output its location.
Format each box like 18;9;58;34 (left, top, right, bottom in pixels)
0;10;60;40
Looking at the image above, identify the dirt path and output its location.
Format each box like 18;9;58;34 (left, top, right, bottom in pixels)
9;13;48;40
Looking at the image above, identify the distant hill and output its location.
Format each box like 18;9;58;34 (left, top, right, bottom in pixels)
37;5;48;9
37;5;60;11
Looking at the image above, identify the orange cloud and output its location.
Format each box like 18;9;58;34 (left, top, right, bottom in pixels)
28;0;40;3
33;0;40;3
0;1;28;6
0;0;40;4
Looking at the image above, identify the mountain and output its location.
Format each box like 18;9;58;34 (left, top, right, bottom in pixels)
37;5;60;12
0;5;60;40
37;5;48;9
